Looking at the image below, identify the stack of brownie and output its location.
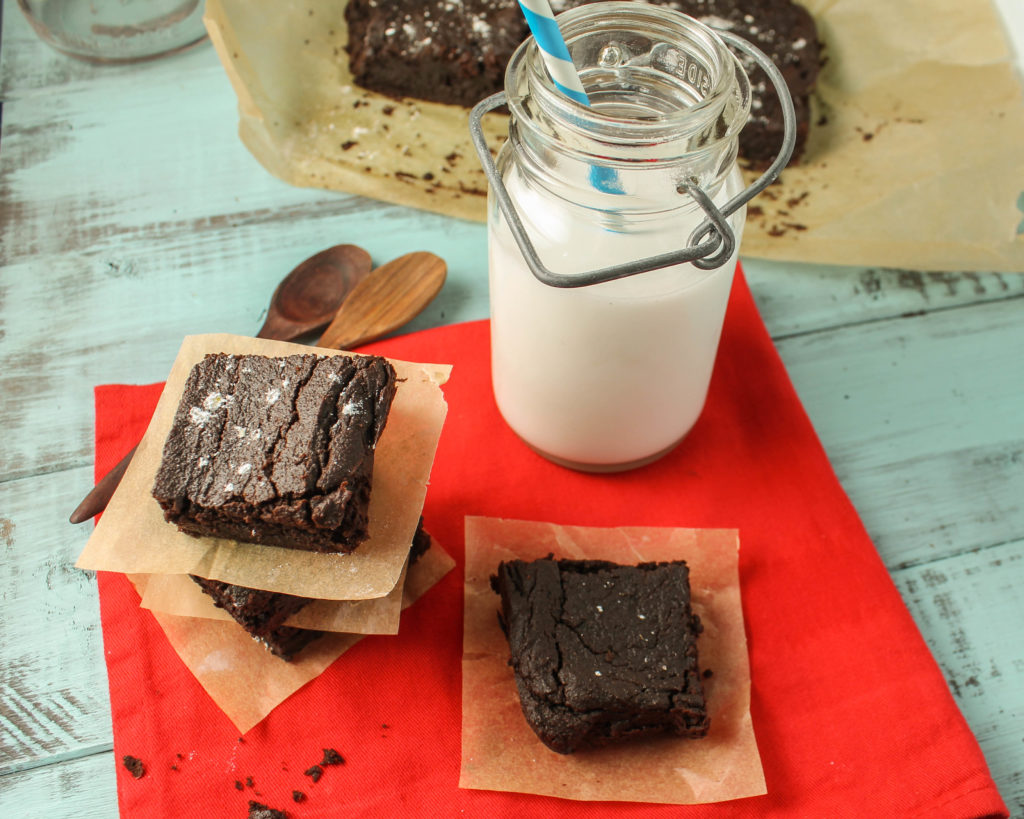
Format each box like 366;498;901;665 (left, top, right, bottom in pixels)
150;351;431;661
344;0;822;166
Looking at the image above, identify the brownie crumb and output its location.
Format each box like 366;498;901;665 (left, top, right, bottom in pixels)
247;801;288;819
786;192;809;208
235;780;244;791
304;765;323;783
320;748;345;767
170;764;179;771
246;776;256;788
122;755;145;779
292;791;307;803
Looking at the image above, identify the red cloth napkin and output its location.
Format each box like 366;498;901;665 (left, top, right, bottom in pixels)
93;268;1007;818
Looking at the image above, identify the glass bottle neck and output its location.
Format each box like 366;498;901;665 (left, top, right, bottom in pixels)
504;2;750;210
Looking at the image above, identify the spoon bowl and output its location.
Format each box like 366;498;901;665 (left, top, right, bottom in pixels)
256;243;373;340
317;251;447;350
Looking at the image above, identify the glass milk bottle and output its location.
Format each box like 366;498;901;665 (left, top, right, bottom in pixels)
471;2;793;472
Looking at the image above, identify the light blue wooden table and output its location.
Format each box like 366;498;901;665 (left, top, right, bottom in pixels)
2;1;1023;815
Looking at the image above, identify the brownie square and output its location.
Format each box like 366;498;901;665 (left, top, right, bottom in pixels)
190;521;431;661
491;557;709;754
152;352;397;553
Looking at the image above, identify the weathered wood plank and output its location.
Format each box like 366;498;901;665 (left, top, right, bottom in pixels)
0;748;116;818
745;260;1024;338
0;468;112;774
893;538;1024;815
776;294;1024;568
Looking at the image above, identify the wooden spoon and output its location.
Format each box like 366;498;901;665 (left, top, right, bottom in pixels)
316;251;447;350
69;249;447;524
256;243;372;340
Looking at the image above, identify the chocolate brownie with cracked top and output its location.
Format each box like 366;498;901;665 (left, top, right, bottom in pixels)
152;352;396;553
344;0;820;165
345;0;525;108
491;557;709;754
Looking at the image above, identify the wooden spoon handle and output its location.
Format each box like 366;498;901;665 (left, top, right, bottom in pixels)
316;251;447;350
255;309;306;341
68;445;137;523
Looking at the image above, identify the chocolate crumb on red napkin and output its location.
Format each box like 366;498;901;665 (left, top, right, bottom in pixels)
121;755;145;779
93;266;1007;817
247;801;288;819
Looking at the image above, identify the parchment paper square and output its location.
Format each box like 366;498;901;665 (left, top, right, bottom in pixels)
77;333;450;600
127;538;455;733
461;516;764;805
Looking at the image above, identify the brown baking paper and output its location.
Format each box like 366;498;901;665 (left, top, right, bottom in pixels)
76;334;450;600
125;540;455;733
204;0;1024;273
138;560;409;634
461;516;763;805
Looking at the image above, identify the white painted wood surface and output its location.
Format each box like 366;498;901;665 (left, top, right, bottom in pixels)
2;1;1022;815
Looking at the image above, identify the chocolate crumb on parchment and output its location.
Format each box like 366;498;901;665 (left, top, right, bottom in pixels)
122;755;145;779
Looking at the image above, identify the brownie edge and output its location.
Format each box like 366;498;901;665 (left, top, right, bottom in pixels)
152;352;397;553
189;520;432;661
491;557;710;754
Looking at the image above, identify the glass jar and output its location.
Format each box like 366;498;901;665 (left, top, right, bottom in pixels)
480;2;765;472
18;0;207;63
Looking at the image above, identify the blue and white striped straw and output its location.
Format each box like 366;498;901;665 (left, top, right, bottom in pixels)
518;0;591;106
517;0;623;195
